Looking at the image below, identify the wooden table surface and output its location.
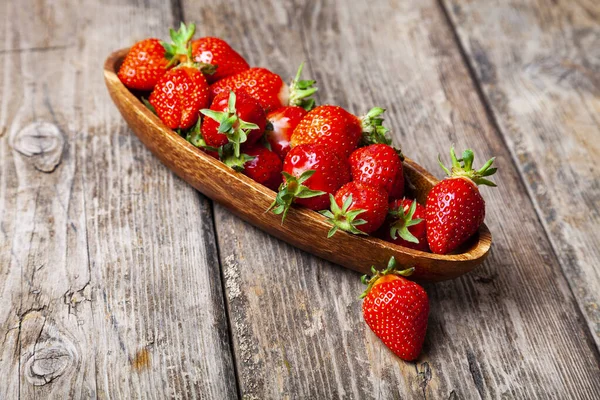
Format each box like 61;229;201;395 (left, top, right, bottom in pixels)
1;0;599;398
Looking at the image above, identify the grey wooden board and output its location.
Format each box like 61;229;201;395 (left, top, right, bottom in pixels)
1;0;600;398
181;0;600;398
441;0;600;348
0;0;237;398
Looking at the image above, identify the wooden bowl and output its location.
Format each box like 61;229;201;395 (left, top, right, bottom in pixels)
103;49;491;282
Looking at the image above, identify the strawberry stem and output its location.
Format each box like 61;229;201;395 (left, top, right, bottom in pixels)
359;257;414;299
267;170;326;223
388;200;423;244
320;194;367;238
220;145;255;172
359;107;392;146
162;22;196;67
438;146;497;187
288;62;318;111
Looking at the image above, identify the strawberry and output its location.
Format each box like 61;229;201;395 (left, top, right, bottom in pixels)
361;257;429;361
378;199;428;251
349;144;405;199
200;91;266;168
321;182;388;236
426;147;497;254
118;38;170;91
264;106;307;160
149;66;210;130
118;23;203;91
191;37;250;83
268;144;351;220
241;146;283;190
210;63;317;112
148;23;212;130
290;106;390;158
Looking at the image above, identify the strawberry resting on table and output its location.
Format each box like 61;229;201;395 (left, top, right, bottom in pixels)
115;22;498;361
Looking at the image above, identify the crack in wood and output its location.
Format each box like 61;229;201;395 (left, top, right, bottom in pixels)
466;350;484;399
0;45;74;55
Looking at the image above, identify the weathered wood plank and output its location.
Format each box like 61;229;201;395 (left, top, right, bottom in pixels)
441;0;600;348
183;0;600;398
0;1;237;398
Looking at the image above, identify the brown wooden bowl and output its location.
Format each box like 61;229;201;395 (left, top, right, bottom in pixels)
104;48;491;282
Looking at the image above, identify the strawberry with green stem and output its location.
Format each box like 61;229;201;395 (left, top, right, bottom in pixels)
291;105;391;158
268;144;351;221
200;91;266;169
118;22;203;91
321;182;388;237
379;199;428;251
210;63;317;112
361;256;429;361
149;23;213;130
426;147;497;254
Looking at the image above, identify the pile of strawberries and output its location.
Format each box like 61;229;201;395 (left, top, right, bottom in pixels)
118;23;497;361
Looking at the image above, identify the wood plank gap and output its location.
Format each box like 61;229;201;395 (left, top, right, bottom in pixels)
435;0;600;362
174;3;242;396
208;199;243;400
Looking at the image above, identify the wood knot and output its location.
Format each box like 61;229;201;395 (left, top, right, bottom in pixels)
10;121;65;172
24;339;75;385
20;314;79;386
25;342;73;385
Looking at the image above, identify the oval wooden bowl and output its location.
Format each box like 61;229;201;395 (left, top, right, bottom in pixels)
104;48;491;282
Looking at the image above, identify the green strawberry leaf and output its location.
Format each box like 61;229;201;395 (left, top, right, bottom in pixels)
267;169;325;223
321;194;367;237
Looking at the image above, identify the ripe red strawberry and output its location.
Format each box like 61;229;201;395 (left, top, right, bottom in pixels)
147;23;212;130
265;106;307;160
241;146;283;190
322;182;388;236
149;66;210;130
361;257;429;361
426;148;497;254
268;144;351;220
191;37;250;83
118;38;170;91
378;199;428;251
200;91;266;168
291;106;390;158
118;23;200;91
210;63;317;112
349;144;405;199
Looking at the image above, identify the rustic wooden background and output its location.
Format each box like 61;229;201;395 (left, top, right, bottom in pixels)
1;0;599;398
